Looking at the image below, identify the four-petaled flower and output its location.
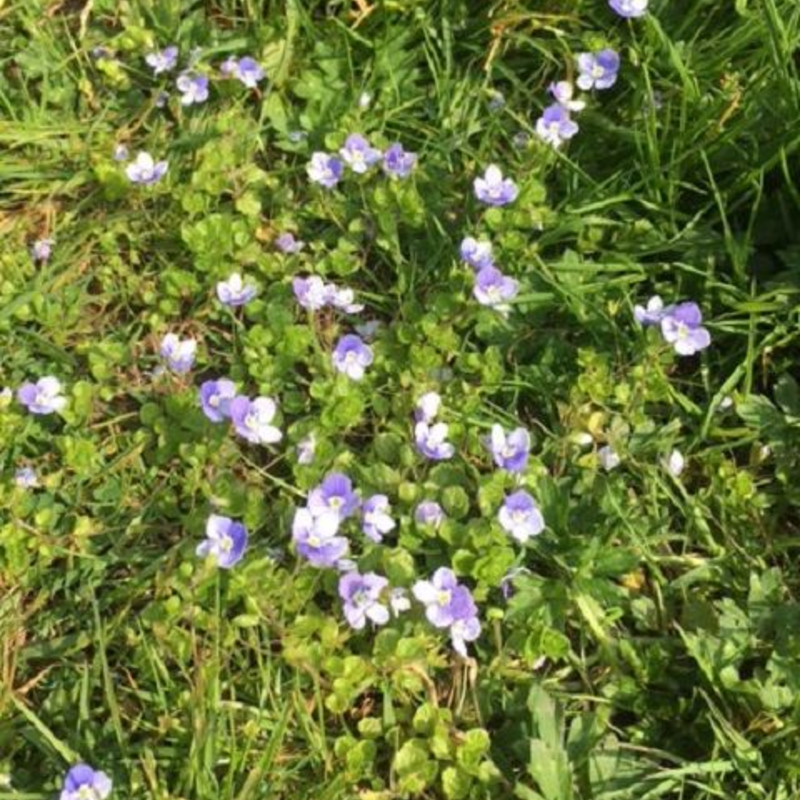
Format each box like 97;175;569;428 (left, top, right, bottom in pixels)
216;273;257;307
488;424;531;473
415;500;445;528
160;333;196;373
199;378;237;423
293;275;330;310
59;764;112;800
339;571;390;629
361;494;396;543
275;232;305;254
17;376;67;415
126;151;168;185
196;514;248;568
498;490;545;543
577;49;621;91
145;46;178;75
634;295;669;325
339;133;382;174
307;152;344;188
535;104;579;148
221;56;265;88
382;143;417;178
414;391;442;423
308;472;360;520
660;302;711;356
31;238;54;262
609;0;648;18
460;237;494;270
176;72;209;105
292;508;349;567
332;334;373;380
473;164;518;206
229;396;282;445
548;81;586;112
473;266;519;311
415;421;455;461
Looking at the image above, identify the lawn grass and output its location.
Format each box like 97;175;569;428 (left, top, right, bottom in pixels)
2;0;800;798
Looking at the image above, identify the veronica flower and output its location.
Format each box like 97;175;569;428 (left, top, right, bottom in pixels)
548;81;586;112
14;467;39;488
275;232;305;254
665;449;685;477
126;151;168;185
59;764;112;800
307;152;344;188
660;302;711;356
498;490;544;543
361;494;396;543
473;266;519;311
459;237;494;270
412;568;481;656
224;56;264;88
308;472;360;520
414;500;445;528
473;164;518;206
145;46;178;75
296;433;316;465
292;508;349;567
609;0;649;18
216;273;257;307
598;445;621;471
339;133;382;174
160;333;196;373
634;295;670;325
414;391;441;423
30;238;54;262
229;396;282;445
196;514;248;568
199;378;237;422
488;424;531;473
339;571;390;629
17;377;66;415
112;143;129;161
330;287;364;313
415;421;455;461
535;103;579;148
390;587;412;616
577;50;621;91
176;72;209;105
293;275;330;311
332;334;373;380
382;143;417;178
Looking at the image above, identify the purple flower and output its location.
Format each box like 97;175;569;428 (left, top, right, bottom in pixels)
339;571;390;629
30;238;54;262
60;764;112;800
216;273;257;307
160;333;196;373
226;56;265;88
473;164;518;206
660;302;711;356
126;151;168;185
332;334;373;380
415;421;455;461
488;424;531;473
176;72;209;105
17;376;66;415
414;391;441;423
293;275;330;311
145;46;178;75
275;232;305;254
361;494;396;543
292;508;349;567
196;514;248;568
296;433;316;465
598;445;621;471
414;500;445;528
577;50;621;91
634;295;670;325
199;379;237;422
307;152;344;188
229;396;282;445
382;143;417;178
609;0;649;18
535;103;579;148
473;266;519;311
113;143;129;161
412;568;481;656
460;237;494;270
308;472;360;520
498;490;544;543
14;467;39;488
339;133;382;174
548;81;586;112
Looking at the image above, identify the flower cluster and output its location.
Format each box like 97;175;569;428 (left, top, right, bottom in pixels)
414;391;455;461
199;379;283;445
292;276;363;313
459;235;519;313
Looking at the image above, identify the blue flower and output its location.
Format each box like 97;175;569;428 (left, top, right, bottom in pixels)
196;514;248;569
535;104;579;148
176;72;209;105
332;335;373;380
339;133;382;173
60;764;112;800
307;152;344;188
382;143;417;178
473;164;518;206
577;49;621;91
145;46;178;75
